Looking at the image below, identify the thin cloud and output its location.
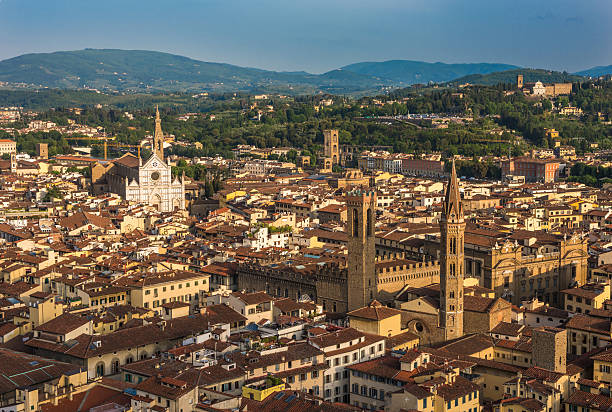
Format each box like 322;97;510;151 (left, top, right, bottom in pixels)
565;16;584;24
531;11;555;21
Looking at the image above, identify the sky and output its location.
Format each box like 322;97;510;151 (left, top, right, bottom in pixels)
0;0;610;73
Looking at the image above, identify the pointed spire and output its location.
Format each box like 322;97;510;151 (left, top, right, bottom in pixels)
153;105;164;162
444;158;463;219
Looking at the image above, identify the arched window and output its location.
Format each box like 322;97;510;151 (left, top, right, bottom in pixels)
367;209;372;236
111;359;120;374
352;209;359;237
95;362;105;377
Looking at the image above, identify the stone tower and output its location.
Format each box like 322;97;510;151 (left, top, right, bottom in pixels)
346;190;377;312
9;153;16;173
439;159;465;341
517;74;524;89
533;327;566;373
153;106;165;162
324;129;339;165
36;143;48;160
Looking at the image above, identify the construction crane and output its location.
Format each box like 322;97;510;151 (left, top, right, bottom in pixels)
64;136;116;160
90;141;143;160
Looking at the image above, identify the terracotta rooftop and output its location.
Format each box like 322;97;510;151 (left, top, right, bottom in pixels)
347;300;402;321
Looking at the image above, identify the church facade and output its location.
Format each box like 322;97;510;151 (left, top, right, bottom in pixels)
91;107;185;212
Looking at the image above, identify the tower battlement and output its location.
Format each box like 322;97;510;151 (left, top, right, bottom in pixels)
346;190;377;205
346;188;377;312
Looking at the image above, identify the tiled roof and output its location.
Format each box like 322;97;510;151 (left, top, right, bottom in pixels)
27;306;246;359
438;334;495;356
490;322;524;336
566;314;610;334
347;300;402;321
0;348;82;394
40;384;131;412
231;291;273;305
35;313;89;335
113;153;140;168
499;397;545;412
435;375;480;401
565;390;612;411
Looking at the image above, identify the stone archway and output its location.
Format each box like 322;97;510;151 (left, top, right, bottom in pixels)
172;198;181;211
151;194;162;211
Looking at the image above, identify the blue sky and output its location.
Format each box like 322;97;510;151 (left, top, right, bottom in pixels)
0;0;610;73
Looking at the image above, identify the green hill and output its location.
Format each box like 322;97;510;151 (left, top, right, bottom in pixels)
447;68;583;86
0;49;592;95
0;49;389;94
575;65;612;78
341;60;519;84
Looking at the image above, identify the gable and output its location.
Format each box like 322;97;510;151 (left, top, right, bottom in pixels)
141;153;168;171
399;297;439;315
490;298;512;313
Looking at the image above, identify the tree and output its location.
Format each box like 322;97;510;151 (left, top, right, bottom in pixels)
43;186;63;202
204;179;215;198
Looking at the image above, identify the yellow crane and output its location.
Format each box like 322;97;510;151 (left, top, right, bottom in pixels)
64;136;142;160
92;141;142;160
64;136;116;160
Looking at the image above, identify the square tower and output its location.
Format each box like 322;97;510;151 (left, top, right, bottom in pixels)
346;190;377;311
36;143;48;160
517;74;524;89
533;327;566;373
324;130;339;165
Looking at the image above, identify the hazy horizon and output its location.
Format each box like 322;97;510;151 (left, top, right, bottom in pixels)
0;0;610;74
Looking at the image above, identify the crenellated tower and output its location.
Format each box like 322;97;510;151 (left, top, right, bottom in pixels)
439;159;465;341
346;190;377;312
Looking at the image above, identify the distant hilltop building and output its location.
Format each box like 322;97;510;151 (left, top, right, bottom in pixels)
501;156;560;183
91;106;185;212
0;139;16;156
517;74;572;97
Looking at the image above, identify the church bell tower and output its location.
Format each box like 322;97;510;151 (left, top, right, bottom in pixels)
439;159;465;341
346;190;377;312
154;106;165;162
